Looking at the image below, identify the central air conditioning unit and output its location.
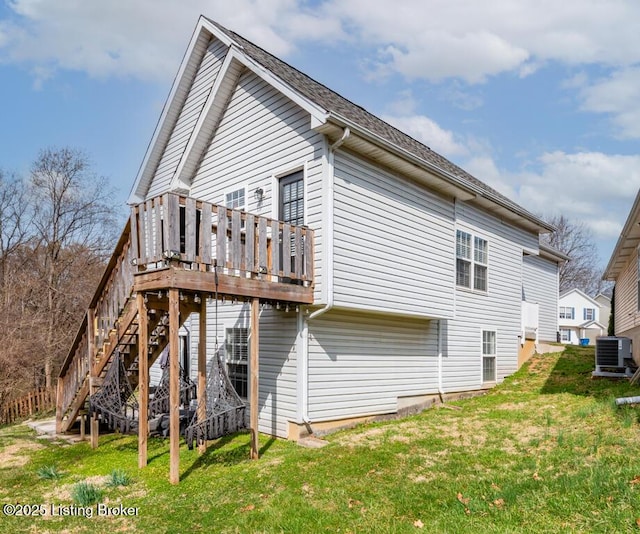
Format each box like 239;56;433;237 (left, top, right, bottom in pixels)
593;337;633;377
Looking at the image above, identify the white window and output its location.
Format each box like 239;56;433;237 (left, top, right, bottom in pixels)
456;230;488;291
559;307;575;320
482;330;496;382
225;328;248;399
225;187;246;210
583;308;595;321
560;329;571;342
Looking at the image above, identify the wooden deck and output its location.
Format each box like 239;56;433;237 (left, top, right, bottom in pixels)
56;193;314;449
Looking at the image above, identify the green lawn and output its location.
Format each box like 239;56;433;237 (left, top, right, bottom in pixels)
3;346;640;533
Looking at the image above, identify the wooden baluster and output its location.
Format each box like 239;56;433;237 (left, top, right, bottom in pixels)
185;197;196;264
200;202;212;269
246;214;255;276
231;210;241;271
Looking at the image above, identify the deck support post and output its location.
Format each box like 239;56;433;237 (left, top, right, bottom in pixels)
197;297;207;454
169;288;180;484
137;292;149;468
250;297;259;460
88;308;99;449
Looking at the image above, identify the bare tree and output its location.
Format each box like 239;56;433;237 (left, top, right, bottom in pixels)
541;214;610;296
29;147;119;386
0;171;29;297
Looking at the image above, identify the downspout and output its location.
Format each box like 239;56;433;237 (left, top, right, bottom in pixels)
437;319;445;403
309;127;350;321
301;127;350;426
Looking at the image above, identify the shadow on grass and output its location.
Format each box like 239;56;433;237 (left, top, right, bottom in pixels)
180;433;277;480
541;345;639;400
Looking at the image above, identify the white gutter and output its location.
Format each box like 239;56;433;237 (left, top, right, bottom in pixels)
300;127;350;426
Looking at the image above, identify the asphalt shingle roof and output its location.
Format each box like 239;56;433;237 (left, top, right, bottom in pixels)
206;17;551;231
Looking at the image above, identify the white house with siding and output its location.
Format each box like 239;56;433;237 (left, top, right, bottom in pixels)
558;288;607;345
134;17;563;439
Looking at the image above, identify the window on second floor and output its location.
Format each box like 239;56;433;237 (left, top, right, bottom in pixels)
583;308;595;321
456;230;488;292
559;307;575;320
225;187;246;210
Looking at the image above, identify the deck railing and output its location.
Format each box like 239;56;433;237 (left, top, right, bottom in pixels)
58;192;314;426
130;193;313;283
58;221;136;421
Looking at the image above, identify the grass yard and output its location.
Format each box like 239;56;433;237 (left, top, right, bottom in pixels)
3;345;640;533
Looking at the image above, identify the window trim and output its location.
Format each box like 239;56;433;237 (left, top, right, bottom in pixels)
481;329;497;383
583;308;595;321
224;327;249;400
223;185;248;211
456;229;488;292
559;306;575;320
270;163;308;225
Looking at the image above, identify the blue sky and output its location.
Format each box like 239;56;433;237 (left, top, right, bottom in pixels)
2;0;640;269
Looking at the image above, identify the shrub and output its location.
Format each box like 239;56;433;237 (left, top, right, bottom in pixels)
107;468;132;487
36;465;63;480
71;482;103;506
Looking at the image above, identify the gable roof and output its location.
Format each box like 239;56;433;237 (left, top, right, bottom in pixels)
604;188;640;280
559;288;601;308
129;16;554;235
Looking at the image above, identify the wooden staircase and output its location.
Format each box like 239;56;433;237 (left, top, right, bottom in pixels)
57;193;314;434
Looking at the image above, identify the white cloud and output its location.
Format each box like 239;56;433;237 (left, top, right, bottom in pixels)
578;67;640;138
473;151;640;240
324;0;640;83
382;113;469;157
0;0;343;82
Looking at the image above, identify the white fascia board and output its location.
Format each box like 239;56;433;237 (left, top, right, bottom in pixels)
604;188;640;280
325;111;554;234
127;20;214;204
170;45;329;192
170;49;241;192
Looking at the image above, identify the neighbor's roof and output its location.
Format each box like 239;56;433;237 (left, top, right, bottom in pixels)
604;188;640;280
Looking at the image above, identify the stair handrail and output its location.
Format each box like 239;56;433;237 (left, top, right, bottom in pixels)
57;219;135;420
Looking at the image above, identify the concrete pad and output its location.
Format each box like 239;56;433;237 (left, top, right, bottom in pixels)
25;418;83;443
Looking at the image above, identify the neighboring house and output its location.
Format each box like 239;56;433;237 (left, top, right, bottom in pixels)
558;289;608;345
604;190;640;362
595;293;612;330
59;16;565;441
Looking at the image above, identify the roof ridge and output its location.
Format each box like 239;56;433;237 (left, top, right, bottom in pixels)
203;16;552;232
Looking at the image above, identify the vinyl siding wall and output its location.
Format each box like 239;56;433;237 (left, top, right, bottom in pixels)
147;38;229;199
332;151;455;318
445;202;539;390
523;254;559;342
185;305;298;439
307;310;438;421
613;248;640;361
615;248;639;335
189;69;325;300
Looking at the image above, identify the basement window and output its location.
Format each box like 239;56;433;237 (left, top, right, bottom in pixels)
482;330;497;383
225;327;248;399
